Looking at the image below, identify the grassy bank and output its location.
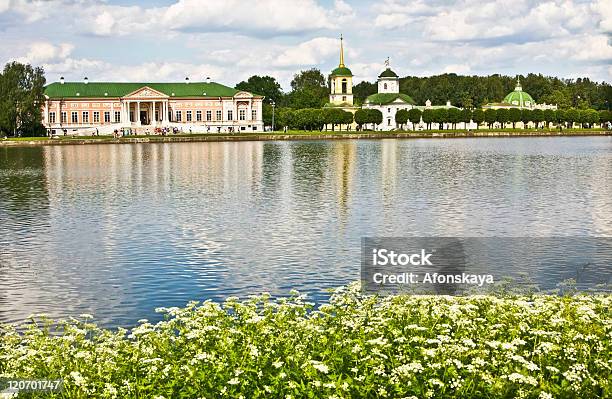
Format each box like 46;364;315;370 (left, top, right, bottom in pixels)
0;129;609;147
1;285;609;398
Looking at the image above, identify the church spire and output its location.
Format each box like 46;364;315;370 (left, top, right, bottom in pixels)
515;76;522;91
339;34;345;68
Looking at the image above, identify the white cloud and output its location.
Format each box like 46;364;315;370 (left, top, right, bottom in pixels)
15;42;74;64
274;37;340;67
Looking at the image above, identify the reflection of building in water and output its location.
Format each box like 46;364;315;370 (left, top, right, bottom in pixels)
332;141;356;222
380;139;398;203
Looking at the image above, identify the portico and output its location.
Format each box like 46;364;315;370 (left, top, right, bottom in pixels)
122;87;169;125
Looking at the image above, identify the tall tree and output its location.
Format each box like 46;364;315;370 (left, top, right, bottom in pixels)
288;69;328;109
235;75;283;104
0;62;46;136
472;109;485;129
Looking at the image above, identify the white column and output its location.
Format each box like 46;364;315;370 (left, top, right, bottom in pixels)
152;101;156;122
44;101;49;125
136;101;140;125
110;102;114;124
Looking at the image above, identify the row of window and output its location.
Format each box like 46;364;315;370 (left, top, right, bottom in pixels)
49;109;258;124
49;111;122;124
173;109;255;122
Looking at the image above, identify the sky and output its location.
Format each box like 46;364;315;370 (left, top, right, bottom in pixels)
0;0;610;90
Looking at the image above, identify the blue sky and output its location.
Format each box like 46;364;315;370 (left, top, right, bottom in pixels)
0;0;610;90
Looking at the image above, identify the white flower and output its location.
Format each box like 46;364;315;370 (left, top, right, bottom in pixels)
310;360;329;374
227;378;240;385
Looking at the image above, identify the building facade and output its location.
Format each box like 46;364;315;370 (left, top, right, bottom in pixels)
42;78;264;135
363;64;417;131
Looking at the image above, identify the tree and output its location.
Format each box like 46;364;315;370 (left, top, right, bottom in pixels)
368;109;383;128
565;108;580;128
472;109;485;129
276;108;295;130
0;62;46;136
407;108;422;130
520;109;533;128
496;108;509;129
353;81;377;105
507;108;521;129
433;108;448;129
288;69;328;109
235;75;283;104
395;109;409;130
540;89;572;109
484;109;497;129
554;109;566;128
322;108;352;131
531;109;544;129
543;109;555;129
581;109;599;128
354;109;368;130
446;108;461;129
422;109;434;130
460;108;472;128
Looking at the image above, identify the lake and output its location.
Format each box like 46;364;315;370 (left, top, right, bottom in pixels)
1;137;611;327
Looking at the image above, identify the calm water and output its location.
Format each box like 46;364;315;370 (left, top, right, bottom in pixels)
1;137;611;327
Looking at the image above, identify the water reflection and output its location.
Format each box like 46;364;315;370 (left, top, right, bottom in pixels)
0;137;610;327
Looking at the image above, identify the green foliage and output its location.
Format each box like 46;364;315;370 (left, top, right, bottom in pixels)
353;109;381;129
432;108;448;127
407;108;422;129
398;73;611;110
235;75;283;104
460;108;472;124
565;109;580;126
472;109;485;129
352;81;377;105
531;109;544;128
0;62;46;136
322;108;353;130
287;69;328;109
507;108;521;128
496;109;509;127
422;109;435;129
1;286;610;398
484;109;497;128
395;109;409;129
446;108;462;129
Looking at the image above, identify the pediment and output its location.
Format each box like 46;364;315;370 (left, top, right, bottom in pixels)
124;86;168;99
234;91;254;99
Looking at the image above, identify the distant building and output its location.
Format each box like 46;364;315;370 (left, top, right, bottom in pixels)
483;78;557;110
362;63;416;131
42;77;264;135
325;35;359;130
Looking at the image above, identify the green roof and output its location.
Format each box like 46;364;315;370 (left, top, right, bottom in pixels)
43;81;252;99
378;68;398;78
365;93;415;105
503;89;534;107
330;66;353;77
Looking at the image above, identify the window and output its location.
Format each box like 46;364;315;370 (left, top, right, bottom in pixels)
82;112;89;123
71;111;78;123
186;110;192;122
61;112;67;123
196;110;202;121
104;111;110;123
114;111;121;123
129;112;134;122
175;110;182;122
252;109;257;120
239;109;246;121
384;83;387;90
388;118;391;126
206;110;212;121
388;108;391;113
228;110;233;121
49;112;56;123
342;96;346;102
216;110;222;121
93;111;100;123
155;111;159;122
342;78;347;94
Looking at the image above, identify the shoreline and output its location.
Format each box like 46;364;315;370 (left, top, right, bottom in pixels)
1;129;610;147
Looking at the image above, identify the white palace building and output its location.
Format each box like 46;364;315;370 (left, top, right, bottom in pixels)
42;77;264;135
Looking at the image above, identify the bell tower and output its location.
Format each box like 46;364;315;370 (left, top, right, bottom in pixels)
329;34;353;106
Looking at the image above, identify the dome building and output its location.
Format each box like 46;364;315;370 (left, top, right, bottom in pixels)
484;77;557;110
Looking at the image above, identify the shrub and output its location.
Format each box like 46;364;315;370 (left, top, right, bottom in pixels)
1;285;609;398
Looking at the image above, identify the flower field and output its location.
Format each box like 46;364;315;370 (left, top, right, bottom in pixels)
1;285;610;398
